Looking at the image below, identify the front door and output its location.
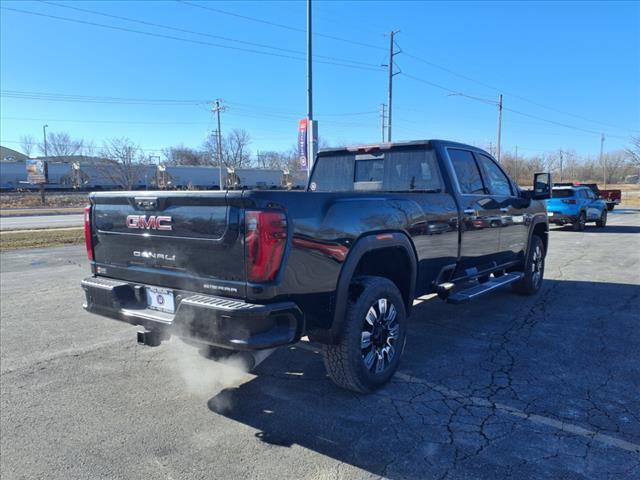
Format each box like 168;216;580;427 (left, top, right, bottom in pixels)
474;152;528;264
446;148;502;272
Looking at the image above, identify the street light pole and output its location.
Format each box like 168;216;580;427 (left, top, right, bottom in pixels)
599;133;606;189
306;0;317;178
40;124;48;205
42;124;48;158
496;94;503;163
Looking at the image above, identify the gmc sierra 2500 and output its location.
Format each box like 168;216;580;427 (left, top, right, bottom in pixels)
81;140;551;392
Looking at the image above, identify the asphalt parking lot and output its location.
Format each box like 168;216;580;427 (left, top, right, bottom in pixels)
1;209;639;480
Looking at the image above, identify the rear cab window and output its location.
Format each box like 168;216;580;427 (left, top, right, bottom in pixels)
310;147;443;193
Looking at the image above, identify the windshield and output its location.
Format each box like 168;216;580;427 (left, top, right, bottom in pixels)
310;148;443;193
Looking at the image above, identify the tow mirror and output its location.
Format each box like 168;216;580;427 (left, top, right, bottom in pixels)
532;172;551;200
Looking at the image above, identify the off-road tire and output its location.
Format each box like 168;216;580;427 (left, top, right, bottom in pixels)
512;235;545;295
595;209;607;228
323;276;407;393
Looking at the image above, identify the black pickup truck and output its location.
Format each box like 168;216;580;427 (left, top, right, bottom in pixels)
81;140;551;392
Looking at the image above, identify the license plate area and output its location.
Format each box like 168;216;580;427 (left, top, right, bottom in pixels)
146;287;175;314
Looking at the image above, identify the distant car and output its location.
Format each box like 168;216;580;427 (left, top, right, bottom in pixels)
545;186;608;230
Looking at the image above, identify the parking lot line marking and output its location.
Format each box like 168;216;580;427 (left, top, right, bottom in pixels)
294;343;639;454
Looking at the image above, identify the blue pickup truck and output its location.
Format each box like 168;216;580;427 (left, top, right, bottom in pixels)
545;185;608;231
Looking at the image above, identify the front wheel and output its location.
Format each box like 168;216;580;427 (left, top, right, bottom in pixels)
512;235;545;295
323;276;407;393
595;209;607;228
572;212;586;231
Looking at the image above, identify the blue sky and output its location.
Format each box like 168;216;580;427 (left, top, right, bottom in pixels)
1;0;639;158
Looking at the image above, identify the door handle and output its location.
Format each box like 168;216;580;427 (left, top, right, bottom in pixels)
463;208;477;216
499;207;509;213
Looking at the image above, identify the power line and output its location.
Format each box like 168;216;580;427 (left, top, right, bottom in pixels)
1;90;209;105
38;0;382;69
2;116;211;125
0;90;378;118
0;139;167;153
401;49;638;133
176;0;385;51
1;6;383;72
400;72;630;140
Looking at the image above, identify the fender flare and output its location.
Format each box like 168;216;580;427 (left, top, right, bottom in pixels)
526;215;549;257
325;232;418;344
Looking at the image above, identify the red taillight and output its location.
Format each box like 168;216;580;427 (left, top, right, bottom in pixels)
245;210;287;282
562;199;577;204
84;205;94;261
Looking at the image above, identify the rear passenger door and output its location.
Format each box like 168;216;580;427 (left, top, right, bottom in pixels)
475;153;528;263
446;148;502;271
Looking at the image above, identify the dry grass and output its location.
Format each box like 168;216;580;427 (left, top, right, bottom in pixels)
0;207;85;217
621;198;640;208
0;192;89;209
0;228;84;250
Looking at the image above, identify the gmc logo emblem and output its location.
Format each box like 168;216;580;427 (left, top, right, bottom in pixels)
126;215;172;231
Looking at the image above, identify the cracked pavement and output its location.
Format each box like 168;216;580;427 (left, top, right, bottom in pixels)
1;208;639;479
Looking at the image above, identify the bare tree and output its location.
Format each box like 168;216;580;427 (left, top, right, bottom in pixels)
202;128;253;168
20;135;37;157
93;137;147;189
38;131;84;158
600;151;629;184
626;136;640;166
225;129;252;168
163;145;207;166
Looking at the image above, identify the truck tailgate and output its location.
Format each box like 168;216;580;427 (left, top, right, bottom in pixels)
90;192;246;297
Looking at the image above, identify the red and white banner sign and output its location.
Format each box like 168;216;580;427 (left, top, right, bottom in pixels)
298;118;308;170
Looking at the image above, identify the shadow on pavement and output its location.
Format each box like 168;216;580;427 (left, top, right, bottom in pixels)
552;225;640;234
206;279;640;479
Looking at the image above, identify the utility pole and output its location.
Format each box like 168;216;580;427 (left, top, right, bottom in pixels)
212;99;225;189
496;94;503;163
559;149;564;182
387;30;400;143
380;103;387;142
599;133;606;189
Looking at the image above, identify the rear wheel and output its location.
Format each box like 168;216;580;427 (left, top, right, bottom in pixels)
572;212;586;231
323;276;407;393
595;209;607;228
512;235;545;295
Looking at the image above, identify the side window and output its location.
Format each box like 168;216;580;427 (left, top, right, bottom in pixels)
384;149;443;191
476;153;513;196
448;149;485;194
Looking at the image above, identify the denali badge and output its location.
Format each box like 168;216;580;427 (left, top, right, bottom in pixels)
126;215;172;231
133;251;176;261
